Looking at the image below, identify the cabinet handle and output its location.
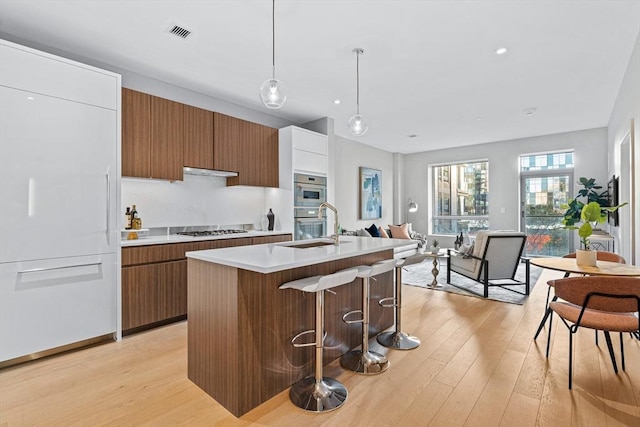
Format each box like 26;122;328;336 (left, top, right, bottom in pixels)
105;172;111;245
18;262;102;274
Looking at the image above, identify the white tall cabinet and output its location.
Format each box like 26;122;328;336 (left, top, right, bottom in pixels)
0;40;121;365
275;126;331;236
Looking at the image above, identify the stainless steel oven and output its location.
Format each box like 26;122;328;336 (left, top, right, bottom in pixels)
293;173;327;240
294;208;327;240
294;173;327;207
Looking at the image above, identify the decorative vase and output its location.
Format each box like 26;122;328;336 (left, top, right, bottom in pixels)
576;249;597;267
267;208;275;231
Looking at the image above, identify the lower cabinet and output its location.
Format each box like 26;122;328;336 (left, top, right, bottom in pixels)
122;260;186;330
121;234;291;334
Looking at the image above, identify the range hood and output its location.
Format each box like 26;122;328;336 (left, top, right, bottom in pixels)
183;167;238;178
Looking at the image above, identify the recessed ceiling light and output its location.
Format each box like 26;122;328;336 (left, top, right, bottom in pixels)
26;96;35;100
475;116;483;121
334;99;341;104
523;107;537;116
495;47;508;55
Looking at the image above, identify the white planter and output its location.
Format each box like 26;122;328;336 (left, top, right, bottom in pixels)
576;249;597;267
431;247;440;254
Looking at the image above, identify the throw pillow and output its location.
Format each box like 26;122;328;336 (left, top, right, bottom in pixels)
388;223;411;239
356;228;372;237
378;226;389;238
366;223;381;237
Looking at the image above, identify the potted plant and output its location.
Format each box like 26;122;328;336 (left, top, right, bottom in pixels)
430;239;440;254
561;177;627;266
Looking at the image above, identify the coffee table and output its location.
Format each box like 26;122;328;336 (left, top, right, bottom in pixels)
422;250;449;288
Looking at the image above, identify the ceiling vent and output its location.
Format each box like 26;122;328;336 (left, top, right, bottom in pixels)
166;24;192;39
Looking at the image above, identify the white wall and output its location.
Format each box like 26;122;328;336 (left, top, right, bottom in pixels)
607;32;639;264
403;128;609;246
334;136;396;232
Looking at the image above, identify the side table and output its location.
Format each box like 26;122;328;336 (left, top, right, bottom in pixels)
423;250;449;288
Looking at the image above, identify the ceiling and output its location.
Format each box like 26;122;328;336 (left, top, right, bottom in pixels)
0;1;638;154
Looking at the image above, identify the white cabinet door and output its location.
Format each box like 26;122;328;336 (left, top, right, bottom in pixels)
0;253;117;362
0;41;117;109
0;86;118;263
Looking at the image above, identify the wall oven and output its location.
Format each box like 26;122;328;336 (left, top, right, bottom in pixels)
294;208;327;240
293;174;327;240
294;173;327;207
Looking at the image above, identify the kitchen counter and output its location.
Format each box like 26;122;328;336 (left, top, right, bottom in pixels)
186;235;417;416
121;230;290;247
186;236;418;273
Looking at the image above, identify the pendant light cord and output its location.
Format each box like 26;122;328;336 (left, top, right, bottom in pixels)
272;0;276;79
356;50;360;114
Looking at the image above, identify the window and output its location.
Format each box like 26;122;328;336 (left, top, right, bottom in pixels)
432;161;489;235
520;151;574;256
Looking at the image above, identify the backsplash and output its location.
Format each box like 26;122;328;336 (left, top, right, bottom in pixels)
121;174;277;229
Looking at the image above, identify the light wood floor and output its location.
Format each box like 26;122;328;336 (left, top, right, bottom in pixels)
1;269;639;426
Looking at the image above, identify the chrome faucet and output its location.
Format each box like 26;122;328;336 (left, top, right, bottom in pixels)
318;202;339;245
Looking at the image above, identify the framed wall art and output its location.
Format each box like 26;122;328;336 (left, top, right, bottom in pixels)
359;167;382;220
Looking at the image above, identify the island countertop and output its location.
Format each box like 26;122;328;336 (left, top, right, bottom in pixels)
185;236;418;274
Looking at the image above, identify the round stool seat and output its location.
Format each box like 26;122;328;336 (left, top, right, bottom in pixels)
280;268;359;293
280;267;358;413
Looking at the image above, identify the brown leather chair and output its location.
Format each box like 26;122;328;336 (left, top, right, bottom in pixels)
546;276;640;389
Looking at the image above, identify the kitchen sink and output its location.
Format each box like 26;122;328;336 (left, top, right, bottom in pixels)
285;241;336;248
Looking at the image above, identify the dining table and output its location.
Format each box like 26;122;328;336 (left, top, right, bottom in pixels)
530;257;640;277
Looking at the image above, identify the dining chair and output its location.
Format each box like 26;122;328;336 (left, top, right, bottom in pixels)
546;276;640;389
534;251;626;342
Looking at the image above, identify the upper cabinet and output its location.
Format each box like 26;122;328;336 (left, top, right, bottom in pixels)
214;113;279;188
122;88;184;181
122;89;278;187
183;104;214;170
278;126;328;190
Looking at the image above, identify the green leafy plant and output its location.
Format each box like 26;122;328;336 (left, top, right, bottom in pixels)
561;177;627;250
432;239;439;247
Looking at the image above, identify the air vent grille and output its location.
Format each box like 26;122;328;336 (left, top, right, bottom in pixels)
167;24;192;39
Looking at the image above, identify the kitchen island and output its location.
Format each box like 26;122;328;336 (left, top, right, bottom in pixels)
186;236;418;416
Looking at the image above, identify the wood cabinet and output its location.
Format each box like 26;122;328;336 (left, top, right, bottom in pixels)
122;88;150;178
122;88;184;180
183;104;214;169
121;234;290;333
214;112;279;187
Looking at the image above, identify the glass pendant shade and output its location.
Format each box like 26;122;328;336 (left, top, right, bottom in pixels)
408;198;418;213
348;113;368;136
259;78;287;109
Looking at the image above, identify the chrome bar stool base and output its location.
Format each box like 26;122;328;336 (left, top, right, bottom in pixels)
376;330;420;350
289;376;348;412
340;349;390;374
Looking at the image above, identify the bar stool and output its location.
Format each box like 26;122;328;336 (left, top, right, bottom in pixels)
340;259;397;374
377;253;427;350
279;267;359;412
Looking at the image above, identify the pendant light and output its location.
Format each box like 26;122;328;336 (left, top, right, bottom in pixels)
259;0;287;109
347;48;368;136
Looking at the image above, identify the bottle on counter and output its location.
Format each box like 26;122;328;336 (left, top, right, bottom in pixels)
124;206;132;230
267;208;275;231
130;204;140;230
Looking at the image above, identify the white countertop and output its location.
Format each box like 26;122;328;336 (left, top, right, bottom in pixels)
121;230;291;247
186;236;418;273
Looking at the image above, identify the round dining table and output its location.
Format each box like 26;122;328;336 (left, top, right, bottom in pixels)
530;257;640;276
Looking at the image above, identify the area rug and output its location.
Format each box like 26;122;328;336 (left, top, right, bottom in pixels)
402;259;542;305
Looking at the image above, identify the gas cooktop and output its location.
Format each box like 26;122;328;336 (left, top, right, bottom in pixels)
176;229;248;237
